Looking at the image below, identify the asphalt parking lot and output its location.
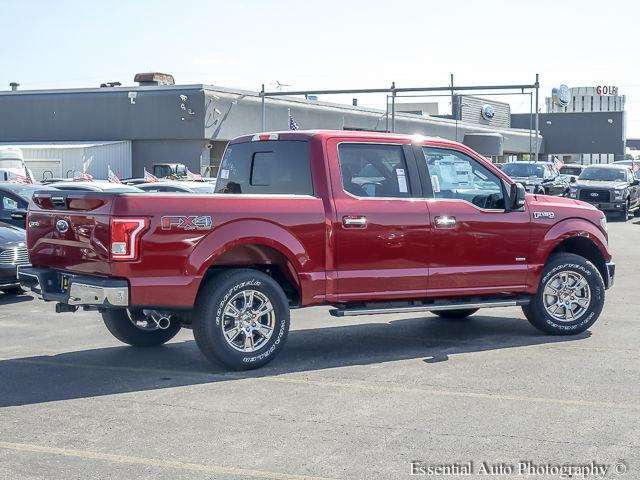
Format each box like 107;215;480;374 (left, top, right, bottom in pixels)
0;218;638;480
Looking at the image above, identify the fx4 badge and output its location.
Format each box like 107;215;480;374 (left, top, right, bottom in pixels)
533;211;555;220
161;215;213;231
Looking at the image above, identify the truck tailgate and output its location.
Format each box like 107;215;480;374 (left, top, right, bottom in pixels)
27;191;114;276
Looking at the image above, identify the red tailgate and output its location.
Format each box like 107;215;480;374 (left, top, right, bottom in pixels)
27;191;114;276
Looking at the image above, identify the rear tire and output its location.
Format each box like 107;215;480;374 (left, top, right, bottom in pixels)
102;309;181;347
522;253;604;335
431;308;478;320
193;269;290;370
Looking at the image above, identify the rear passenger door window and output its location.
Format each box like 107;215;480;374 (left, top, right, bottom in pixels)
216;141;313;195
338;143;411;198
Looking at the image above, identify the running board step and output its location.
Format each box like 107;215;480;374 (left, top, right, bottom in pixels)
329;297;531;317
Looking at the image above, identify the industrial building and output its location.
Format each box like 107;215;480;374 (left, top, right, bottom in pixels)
512;84;627;164
0;74;541;180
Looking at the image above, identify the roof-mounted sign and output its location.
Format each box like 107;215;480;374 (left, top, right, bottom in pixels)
596;85;618;96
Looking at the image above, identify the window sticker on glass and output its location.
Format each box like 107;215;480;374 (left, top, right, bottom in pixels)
431;175;441;193
396;168;408;193
220;169;229;179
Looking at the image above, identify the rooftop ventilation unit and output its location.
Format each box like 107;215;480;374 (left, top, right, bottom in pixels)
134;72;175;86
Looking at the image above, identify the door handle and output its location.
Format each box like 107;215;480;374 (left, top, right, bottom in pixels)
434;215;456;228
342;215;367;228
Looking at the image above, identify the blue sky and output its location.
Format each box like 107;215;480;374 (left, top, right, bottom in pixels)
2;0;639;133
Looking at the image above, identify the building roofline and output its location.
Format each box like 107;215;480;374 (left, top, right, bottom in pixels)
0;84;208;97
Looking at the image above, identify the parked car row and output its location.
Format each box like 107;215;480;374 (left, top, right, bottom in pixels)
500;161;571;196
499;160;640;220
0;177;216;294
568;164;640;219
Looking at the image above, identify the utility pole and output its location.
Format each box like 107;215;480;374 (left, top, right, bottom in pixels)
391;82;396;133
260;84;266;131
534;74;540;162
450;73;454;113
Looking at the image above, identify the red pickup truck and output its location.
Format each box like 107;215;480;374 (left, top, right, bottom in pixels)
19;131;615;370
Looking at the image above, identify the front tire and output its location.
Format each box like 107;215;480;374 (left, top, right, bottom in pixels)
431;308;478;320
193;269;290;370
522;253;604;335
102;309;181;347
621;201;630;220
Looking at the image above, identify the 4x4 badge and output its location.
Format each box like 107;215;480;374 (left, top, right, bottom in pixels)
161;215;213;231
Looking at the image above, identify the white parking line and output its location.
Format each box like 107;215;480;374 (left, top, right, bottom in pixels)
0;441;336;480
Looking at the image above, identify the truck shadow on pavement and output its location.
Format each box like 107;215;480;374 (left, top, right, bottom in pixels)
0;314;590;407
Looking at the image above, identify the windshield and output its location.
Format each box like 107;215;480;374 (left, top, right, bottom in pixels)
579;168;627;181
560;166;582;176
501;163;545;178
154;165;173;178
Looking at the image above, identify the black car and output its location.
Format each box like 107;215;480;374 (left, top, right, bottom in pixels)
501;161;569;196
569;164;640;219
0;221;28;294
0;183;58;228
559;164;585;180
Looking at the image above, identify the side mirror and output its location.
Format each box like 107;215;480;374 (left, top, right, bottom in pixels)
509;183;526;211
570;176;577;183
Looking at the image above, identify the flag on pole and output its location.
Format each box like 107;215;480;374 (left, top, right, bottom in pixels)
74;154;94;181
288;108;300;130
73;171;93;181
185;167;202;181
143;168;159;182
107;165;122;183
9;173;30;184
553;156;564;171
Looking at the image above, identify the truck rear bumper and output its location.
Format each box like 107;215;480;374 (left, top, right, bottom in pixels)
18;266;129;307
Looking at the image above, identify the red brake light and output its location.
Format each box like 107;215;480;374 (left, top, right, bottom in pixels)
110;218;148;261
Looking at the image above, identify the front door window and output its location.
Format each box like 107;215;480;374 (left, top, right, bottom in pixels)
423;147;505;210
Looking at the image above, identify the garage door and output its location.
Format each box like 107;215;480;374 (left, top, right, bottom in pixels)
25;159;62;181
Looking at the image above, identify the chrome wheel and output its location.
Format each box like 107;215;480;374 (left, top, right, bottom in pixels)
543;271;591;322
221;289;275;352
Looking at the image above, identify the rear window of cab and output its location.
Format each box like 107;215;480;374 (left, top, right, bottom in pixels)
215;141;313;195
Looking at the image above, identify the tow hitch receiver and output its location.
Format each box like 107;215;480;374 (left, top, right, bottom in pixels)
55;303;78;313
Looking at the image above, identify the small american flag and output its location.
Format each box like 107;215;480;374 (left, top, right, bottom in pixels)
186;167;202;181
73;171;93;181
144;168;159;182
288;108;300;130
553;156;564;171
107;165;122;183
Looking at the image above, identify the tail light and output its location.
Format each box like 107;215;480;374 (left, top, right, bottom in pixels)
110;218;149;261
